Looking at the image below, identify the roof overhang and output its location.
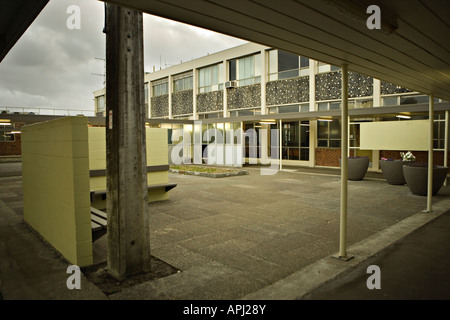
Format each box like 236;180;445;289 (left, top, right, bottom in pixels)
0;0;49;62
101;0;450;101
144;101;450;125
2;102;449;126
198;102;450;124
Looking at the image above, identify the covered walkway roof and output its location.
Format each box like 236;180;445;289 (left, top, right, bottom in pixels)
2;1;448;101
103;0;450;101
0;0;49;62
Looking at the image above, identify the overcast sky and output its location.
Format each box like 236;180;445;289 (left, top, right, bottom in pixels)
0;0;246;112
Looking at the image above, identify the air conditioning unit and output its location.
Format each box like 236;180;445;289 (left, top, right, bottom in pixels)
225;80;236;88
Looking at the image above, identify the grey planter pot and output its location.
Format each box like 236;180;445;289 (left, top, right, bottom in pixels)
402;165;448;196
380;160;406;185
346;157;369;181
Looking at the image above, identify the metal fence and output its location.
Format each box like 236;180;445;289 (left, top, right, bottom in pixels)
0;106;95;117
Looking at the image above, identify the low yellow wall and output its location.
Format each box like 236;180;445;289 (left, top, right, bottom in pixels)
360;120;429;151
88;127;169;208
21;119;170;267
22;117;92;267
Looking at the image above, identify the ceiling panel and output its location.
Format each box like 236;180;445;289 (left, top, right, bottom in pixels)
2;1;448;100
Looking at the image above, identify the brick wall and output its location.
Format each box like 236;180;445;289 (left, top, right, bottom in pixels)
380;150;450;166
315;148;355;167
0;135;21;155
0;123;24;156
316;149;450;169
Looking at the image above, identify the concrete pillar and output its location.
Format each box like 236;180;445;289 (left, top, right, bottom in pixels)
193;68;198;120
373;79;381;107
309;59;316;112
260;50;267;115
105;3;151;280
148;82;152;119
168;75;173;119
223;61;228;118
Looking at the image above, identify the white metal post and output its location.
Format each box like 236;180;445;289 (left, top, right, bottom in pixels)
348;116;351;157
426;95;434;212
338;64;350;259
445;110;448;186
279;119;282;171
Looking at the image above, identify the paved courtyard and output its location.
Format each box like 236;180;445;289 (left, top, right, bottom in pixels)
94;165;449;299
1;162;449;299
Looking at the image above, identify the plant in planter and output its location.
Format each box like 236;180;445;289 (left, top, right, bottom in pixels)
346;156;369;181
402;162;448;196
400;151;416;162
380;157;406;185
379;151;415;186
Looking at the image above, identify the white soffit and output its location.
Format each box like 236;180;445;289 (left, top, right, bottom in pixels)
102;0;450;101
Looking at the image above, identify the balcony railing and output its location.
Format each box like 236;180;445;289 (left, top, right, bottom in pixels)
0;106;95;117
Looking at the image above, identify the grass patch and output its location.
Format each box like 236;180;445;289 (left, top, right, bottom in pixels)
170;165;240;174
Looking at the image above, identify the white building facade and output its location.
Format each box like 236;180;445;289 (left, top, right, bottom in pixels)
94;43;449;169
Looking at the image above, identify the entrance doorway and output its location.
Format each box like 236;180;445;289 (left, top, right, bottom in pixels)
282;121;310;161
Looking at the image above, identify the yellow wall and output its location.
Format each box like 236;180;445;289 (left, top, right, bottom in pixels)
22;117;92;267
88;127;169;207
360;120;429;151
21;120;169;266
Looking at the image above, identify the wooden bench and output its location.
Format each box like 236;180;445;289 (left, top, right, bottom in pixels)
91;207;107;242
89;183;177;202
89;183;177;241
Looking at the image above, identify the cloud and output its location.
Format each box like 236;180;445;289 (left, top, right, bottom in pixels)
0;0;245;111
143;15;247;71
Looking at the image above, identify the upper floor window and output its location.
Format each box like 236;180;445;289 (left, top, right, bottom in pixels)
95;95;106;115
173;72;193;93
152;78;169;97
198;63;223;93
317;98;373;111
268;50;309;81
318;62;340;73
318;101;341;111
382;94;440;107
229;53;261;87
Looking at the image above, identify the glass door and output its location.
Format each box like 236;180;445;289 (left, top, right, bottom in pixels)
282;121;309;161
